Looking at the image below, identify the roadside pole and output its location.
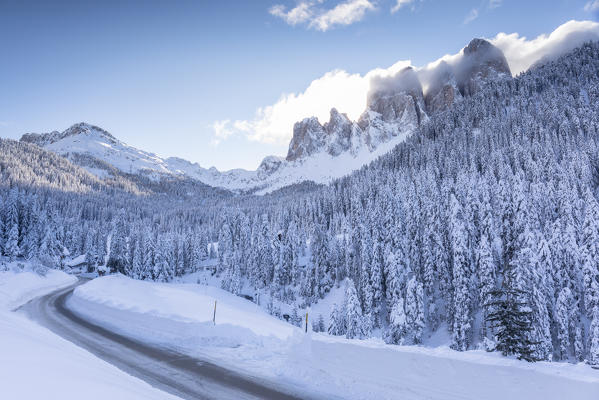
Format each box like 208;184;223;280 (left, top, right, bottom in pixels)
305;312;308;333
213;300;217;325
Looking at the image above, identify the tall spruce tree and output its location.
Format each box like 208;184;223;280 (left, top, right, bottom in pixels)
486;264;537;362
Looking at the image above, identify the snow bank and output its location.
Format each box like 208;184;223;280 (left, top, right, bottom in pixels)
0;266;180;400
0;311;180;400
69;275;296;346
294;337;599;399
68;275;599;400
0;264;76;310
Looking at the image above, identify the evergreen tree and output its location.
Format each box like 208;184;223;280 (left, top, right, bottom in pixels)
317;313;326;333
556;287;574;360
370;241;385;327
345;280;365;339
386;296;408;345
132;234;144;279
486;260;537;362
107;215;128;274
581;191;599;318
589;305;599;366
529;237;553;360
328;303;346;336
477;232;496;340
450;193;472;351
310;223;333;299
405;276;425;343
3;190;20;260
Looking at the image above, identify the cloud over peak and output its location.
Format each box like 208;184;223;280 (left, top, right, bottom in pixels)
491;20;599;75
215;20;599;149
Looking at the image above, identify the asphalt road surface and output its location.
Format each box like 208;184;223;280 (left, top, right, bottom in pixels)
18;280;314;400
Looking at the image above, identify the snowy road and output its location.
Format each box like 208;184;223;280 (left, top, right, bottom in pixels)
17;280;310;400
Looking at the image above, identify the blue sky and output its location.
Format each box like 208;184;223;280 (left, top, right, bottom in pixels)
1;0;598;170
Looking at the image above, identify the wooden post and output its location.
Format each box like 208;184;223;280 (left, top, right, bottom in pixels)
305;312;308;333
213;300;217;325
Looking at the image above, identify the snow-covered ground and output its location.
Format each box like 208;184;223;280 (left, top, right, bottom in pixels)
0;264;181;400
0;262;77;310
68;274;599;400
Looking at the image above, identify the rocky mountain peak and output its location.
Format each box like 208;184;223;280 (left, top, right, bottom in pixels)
367;67;423;106
257;155;285;177
286;117;326;161
457;38;511;96
463;38;493;55
21;122;116;147
424;61;462;114
363;66;425;137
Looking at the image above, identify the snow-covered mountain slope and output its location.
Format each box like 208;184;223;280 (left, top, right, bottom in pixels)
19;123;283;191
19;121;411;195
20;38;511;194
283;38;510;164
21;123;175;178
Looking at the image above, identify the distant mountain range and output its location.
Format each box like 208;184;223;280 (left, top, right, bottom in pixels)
20;38;511;194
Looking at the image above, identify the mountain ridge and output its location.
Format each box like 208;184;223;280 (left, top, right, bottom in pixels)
19;38;510;194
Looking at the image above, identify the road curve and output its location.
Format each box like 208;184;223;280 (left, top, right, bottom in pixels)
17;280;312;400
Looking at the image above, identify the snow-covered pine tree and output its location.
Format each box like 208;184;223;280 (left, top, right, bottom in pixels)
218;222;232;276
477;232;496;341
345;280;365;339
317;313;326;333
386;296;408;345
486;279;536;361
370;241;384;328
328;303;346;336
310;222;333;299
107;214;128;274
589;305;599;366
449;193;472;351
528;234;553;360
405;276;426;343
555;286;574;360
154;234;174;282
3;189;20;260
38;215;60;266
582;188;599;318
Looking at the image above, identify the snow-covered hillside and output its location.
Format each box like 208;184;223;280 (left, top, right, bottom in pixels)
18;121;413;194
21;123;177;178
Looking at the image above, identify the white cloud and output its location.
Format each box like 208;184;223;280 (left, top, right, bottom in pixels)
216;61;410;145
391;0;414;13
214;20;599;146
269;2;313;26
584;0;599;12
488;0;502;9
310;0;376;31
463;8;479;24
270;0;376;32
211;120;233;146
491;19;599;75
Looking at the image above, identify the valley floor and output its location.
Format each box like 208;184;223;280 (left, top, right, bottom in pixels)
67;274;599;400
